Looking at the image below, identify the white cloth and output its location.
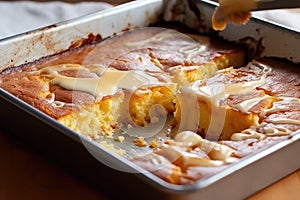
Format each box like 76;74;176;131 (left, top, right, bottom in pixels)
0;1;113;39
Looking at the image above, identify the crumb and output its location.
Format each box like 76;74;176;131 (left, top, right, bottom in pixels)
127;124;133;129
134;137;148;147
149;139;158;148
117;136;125;143
99;141;126;156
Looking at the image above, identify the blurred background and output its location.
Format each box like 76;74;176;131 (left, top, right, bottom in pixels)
1;0;300;39
11;0;132;3
0;0;132;39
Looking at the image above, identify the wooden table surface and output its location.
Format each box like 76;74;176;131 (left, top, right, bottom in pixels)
0;127;299;200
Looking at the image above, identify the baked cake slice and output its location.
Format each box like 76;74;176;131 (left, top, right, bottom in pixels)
174;58;300;140
80;27;246;127
132;59;300;185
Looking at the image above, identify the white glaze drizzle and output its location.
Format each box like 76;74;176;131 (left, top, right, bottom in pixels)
231;128;265;141
192;74;267;108
233;95;269;113
40;64;166;101
267;118;300;126
192;61;272;108
260;97;300;117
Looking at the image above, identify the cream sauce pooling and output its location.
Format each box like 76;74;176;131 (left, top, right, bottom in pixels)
40;64;166;100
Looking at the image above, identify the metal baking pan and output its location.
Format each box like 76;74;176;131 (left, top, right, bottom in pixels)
0;0;299;199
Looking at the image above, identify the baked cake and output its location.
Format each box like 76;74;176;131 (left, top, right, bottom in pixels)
132;58;300;185
0;27;245;139
0;26;299;185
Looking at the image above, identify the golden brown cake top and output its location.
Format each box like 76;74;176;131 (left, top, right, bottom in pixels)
0;27;245;120
80;27;244;71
